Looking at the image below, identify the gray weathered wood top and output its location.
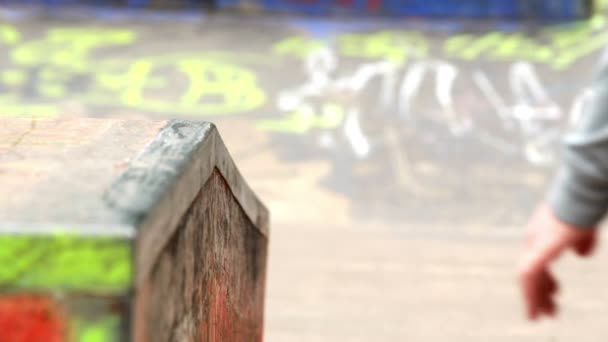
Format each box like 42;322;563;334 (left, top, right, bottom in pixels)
0;117;269;241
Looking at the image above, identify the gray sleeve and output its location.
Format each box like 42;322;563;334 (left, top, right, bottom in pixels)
548;68;608;229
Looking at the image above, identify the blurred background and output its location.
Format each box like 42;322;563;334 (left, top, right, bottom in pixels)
1;0;608;340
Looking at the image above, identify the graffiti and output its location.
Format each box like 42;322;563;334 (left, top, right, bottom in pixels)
4;19;608;121
264;45;564;166
337;31;429;65
273;36;326;58
0;27;267;117
0;234;132;292
469;62;564;165
11;28;136;68
264;24;606;188
257;103;346;134
86;57;266;115
260;46;398;157
0;24;20;45
3;17;608;172
0;96;59;117
274;14;608;71
0;294;125;342
403;59;581;166
398;60;473;135
0;295;66;342
266;12;608;170
258;37;608;173
76;316;122;342
273;30;428;65
444;17;608;70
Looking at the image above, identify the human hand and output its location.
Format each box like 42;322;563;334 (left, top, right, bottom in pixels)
518;204;597;320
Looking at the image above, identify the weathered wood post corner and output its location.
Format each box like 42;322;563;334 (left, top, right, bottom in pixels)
0;118;269;341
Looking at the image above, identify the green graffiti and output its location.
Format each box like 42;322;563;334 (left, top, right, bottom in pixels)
1;70;27;86
77;316;121;342
0;24;20;45
88;57;266;115
272;18;608;70
4;17;608;122
258;103;345;133
177;58;266;114
554;30;608;68
444;32;553;63
273;31;428;65
0;104;58;117
338;31;428;65
0;96;58;117
444;13;608;69
273;36;326;58
1;66;78;100
0;234;132;293
597;0;608;12
11;28;136;68
4;28;139;105
94;59;158;106
0;24;267;116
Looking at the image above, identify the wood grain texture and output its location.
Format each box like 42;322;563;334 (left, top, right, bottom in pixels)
138;170;267;342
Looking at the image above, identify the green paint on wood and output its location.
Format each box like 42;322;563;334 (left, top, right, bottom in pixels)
77;316;121;342
0;235;132;293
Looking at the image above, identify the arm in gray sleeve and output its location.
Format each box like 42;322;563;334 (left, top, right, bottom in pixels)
548;68;608;229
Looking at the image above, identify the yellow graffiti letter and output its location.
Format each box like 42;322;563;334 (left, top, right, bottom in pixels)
0;24;20;45
12;28;136;68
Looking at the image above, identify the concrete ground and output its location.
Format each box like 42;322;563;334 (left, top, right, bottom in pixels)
2;4;608;340
265;224;608;341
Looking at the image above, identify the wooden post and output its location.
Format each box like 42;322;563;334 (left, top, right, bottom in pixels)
0;117;269;341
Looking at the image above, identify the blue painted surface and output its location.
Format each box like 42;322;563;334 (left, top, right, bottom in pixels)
0;0;593;19
217;0;592;19
0;0;207;22
0;0;204;7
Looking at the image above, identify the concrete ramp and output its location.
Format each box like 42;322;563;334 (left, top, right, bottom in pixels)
0;117;269;341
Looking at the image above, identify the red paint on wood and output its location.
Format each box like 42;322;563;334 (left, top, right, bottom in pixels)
141;170;267;341
0;295;66;342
